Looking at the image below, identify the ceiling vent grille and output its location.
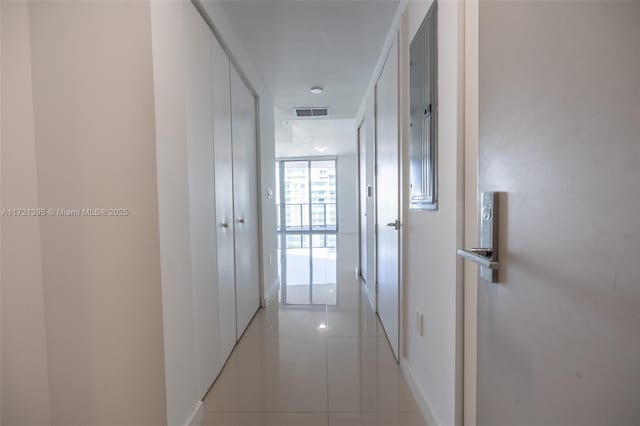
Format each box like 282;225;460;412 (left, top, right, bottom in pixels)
293;107;330;118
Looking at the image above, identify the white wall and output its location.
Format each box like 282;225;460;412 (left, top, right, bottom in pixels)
337;152;358;235
1;3;52;424
402;2;465;426
356;1;466;425
150;3;201;425
1;2;168;424
275;119;355;158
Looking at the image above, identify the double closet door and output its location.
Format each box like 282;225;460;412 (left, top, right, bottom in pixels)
210;35;237;365
212;38;261;362
185;3;260;396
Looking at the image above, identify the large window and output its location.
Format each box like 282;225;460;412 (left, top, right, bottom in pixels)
276;159;338;305
276;160;337;232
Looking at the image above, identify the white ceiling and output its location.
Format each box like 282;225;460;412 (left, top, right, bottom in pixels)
219;0;400;119
275;119;356;158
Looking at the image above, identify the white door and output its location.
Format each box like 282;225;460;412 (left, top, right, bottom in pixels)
375;36;400;360
358;124;368;283
211;34;237;362
230;66;261;337
183;3;221;397
476;2;640;424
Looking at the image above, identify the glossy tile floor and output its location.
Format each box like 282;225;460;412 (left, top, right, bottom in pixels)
202;235;427;426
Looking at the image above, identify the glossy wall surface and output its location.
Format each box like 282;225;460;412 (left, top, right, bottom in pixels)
2;1;167;424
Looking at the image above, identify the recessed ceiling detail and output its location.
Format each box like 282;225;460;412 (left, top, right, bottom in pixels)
275;119;355;158
217;0;400;119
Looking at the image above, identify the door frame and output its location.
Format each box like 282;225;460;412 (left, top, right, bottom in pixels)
357;119;366;285
463;1;479;425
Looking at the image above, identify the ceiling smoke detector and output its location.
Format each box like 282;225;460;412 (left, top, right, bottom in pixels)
293;107;330;118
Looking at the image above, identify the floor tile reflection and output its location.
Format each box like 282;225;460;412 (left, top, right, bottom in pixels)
329;412;428;426
203;336;327;412
203;234;426;426
279;233;338;306
244;304;328;338
202;412;328;426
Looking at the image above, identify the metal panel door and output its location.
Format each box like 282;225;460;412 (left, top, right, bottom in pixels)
375;35;400;360
476;2;640;424
230;66;261;338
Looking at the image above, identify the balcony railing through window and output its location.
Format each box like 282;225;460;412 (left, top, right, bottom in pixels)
277;202;337;232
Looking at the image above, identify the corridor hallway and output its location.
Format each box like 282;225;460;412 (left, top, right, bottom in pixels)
201;235;426;426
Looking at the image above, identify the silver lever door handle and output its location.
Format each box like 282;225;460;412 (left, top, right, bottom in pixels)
457;248;499;270
457;191;501;283
386;220;400;230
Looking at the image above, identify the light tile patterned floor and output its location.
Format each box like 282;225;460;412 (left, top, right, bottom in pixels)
202;235;426;426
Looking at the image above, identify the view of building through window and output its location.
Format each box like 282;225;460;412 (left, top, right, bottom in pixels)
276;159;338;305
276;160;336;232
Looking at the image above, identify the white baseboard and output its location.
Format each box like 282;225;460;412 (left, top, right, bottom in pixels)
262;276;280;307
183;401;203;426
400;359;439;426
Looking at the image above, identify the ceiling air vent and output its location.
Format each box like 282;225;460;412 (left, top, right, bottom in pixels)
293;107;330;118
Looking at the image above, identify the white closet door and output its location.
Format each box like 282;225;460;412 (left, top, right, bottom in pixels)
230;66;260;337
211;35;237;361
184;3;221;397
